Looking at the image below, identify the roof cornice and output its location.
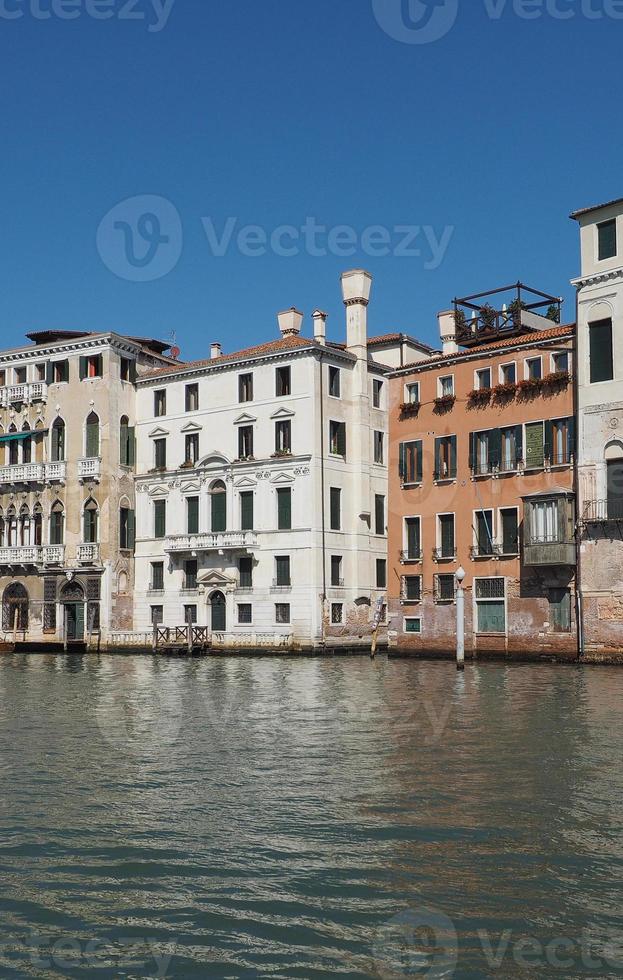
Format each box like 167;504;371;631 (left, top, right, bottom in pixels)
571;268;623;290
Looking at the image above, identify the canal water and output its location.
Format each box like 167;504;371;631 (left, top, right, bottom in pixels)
0;656;622;979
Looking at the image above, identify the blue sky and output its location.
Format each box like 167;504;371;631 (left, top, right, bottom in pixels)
0;0;621;358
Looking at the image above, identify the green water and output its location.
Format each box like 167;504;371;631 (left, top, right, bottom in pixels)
0;655;621;978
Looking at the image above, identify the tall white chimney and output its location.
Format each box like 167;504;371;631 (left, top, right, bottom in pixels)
210;342;222;359
438;310;458;355
341;270;372;351
312;309;328;346
277;308;303;337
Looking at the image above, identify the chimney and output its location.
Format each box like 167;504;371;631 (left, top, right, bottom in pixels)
438;310;458;355
312;309;328;346
277;308;303;337
341;269;372;353
210;342;222;359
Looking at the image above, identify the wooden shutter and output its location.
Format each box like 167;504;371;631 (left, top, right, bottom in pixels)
468;432;475;471
187;497;199;534
127;509;136;551
79;356;87;380
450;436;457;478
489;429;501;469
329;488;340;530
399;443;406;481
154;500;166;539
240;492;254;531
278;488;292;530
211;492;226;533
514;425;523;463
567;416;575;459
86;419;99;457
337;423;346;457
544;420;554;463
416;441;423;483
589;320;614;383
46;362;54;384
434;438;441;480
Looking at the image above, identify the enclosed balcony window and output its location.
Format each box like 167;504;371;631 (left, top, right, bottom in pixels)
523;492;576;565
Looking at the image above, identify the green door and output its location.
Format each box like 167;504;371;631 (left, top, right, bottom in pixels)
66;603;85;641
211;592;226;632
525;423;544;469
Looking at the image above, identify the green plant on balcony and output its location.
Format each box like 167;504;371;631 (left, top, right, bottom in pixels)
517;377;544;397
546;304;561;323
508;298;527;326
492;381;517;399
543;371;571;388
480;304;497;331
468;387;492;405
400;401;420;416
433;394;456;412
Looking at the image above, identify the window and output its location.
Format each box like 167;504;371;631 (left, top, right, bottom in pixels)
404;617;422;634
439;376;454;398
435;574;455;603
589;319;614;383
151;605;164;626
524;422;545;469
119;416;135;467
472;430;493;475
434;436;457;480
373;379;383;408
548;417;574;466
239;556;253;589
51;419;65;462
330;487;341;531
405;382;420;405
374;431;384;464
500;508;519;554
185;383;199;412
154;438;167;470
500;426;521;472
120;357;134;382
79;354;103;380
474;510;494;557
437;514;455;559
276;366;291;397
330;555;343;587
476;368;491;390
277;487;292;530
376;559;387;589
0;369;5;386
401;575;421;603
552;351;569;374
275;555;291;587
35;363;46;381
186;496;199;534
374;494;385;536
275;419;291;454
52;360;69;384
399;441;423;485
239;373;253;403
549;588;571;632
14;366;26;384
240;491;254;531
329;366;341;398
49;502;64;545
500;362;516;385
151;562;164;591
83;499;98;543
331;603;343;624
85;412;100;458
475;578;506;633
184;559;198;590
154;499;166;539
185;433;199;465
210;481;227;533
403;517;421;561
238;603;253;624
329;421;346;457
239;425;254;459
154;389;167;417
529;499;558;543
598;218;617;261
607;460;623;520
119;507;135;551
526;357;542;381
275;603;290;624
184;604;197;625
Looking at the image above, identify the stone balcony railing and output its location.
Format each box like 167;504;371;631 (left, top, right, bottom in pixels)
76;543;101;564
164;531;258;553
0;461;67;485
0;545;65;566
77;457;102;481
0;382;48;406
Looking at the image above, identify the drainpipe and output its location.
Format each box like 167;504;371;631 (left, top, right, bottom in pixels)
572;297;585;660
319;350;327;649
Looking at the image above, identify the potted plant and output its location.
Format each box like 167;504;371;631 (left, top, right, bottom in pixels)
434;394;456;411
492;381;517;399
400;401;420;416
480;304;497;332
468;387;492;404
543;371;571;388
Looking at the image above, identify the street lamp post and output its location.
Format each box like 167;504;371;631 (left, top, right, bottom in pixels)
456;566;466;671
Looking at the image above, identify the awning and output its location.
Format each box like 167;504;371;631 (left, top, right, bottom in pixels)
0;431;48;443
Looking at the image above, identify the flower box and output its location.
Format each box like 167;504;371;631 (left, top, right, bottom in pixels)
543;371;571;388
468;387;492;403
400;401;421;416
492;382;517;398
434;395;456;411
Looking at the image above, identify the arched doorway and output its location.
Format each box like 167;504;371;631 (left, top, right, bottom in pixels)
2;583;28;632
210;591;226;632
60;581;85;641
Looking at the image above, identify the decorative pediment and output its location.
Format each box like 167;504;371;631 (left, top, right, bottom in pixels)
180;480;202;493
180;421;203;433
148;485;169;497
234;412;257;425
271;471;294;485
234;476;257;489
197;569;235;587
270;407;295;420
148;426;170;438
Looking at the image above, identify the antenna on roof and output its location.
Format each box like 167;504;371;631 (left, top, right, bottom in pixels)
169;329;180;360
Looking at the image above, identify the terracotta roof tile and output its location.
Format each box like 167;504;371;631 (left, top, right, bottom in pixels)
570;197;623;219
142;334;318;379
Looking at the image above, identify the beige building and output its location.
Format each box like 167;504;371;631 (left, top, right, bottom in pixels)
0;330;172;648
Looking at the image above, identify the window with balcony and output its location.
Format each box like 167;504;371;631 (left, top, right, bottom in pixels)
403;517;421;561
239;556;253;589
80;354;103;380
376;559;387;589
151;562;164;591
439;375;454;398
238;425;253;460
210;481;227;533
329;487;341;531
275;420;291;454
14;367;26;384
277;487;292;530
154;389;167;417
524;422;545;469
329;366;341;398
185;383;199;412
0;369;6;386
607;460;623;520
401;575;422;603
589;319;614;383
476;368;491;390
185;433;199;465
331;603;343;624
276;366;291;397
85;412;100;458
474;510;494;557
119;416;135;467
35;363;46;381
374;494;385;536
373;379;383;408
52;360;69;384
51;418;65;462
500;362;516;385
119;506;135;551
500;508;519;554
500;426;521;472
275;555;291;587
475;577;506;633
151;605;164;626
399;440;423;485
548;417;574;466
437;514;455;559
154;499;166;539
83;499;99;543
184;559;198;590
598;218;617;261
374;431;384;464
330;555;343;586
239;373;253;403
434;436;457;480
526;357;542;381
154;438;167;470
186;496;199;534
49;502;64;545
329;420;346;457
240;491;254;531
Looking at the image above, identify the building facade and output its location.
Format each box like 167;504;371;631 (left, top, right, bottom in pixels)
132;271;431;653
572;198;623;660
0;330;172;648
387;286;578;661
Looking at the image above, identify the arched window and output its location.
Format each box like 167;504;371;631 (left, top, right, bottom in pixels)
34;420;45;463
119;415;134;467
606;442;623;520
0;427;5;468
8;425;18;466
83;498;99;543
51;418;65;463
210;480;227;533
85;412;100;458
2;583;28;631
6;505;16;546
21;422;32;464
0;508;4;547
18;504;30;546
49;501;65;545
33;503;43;546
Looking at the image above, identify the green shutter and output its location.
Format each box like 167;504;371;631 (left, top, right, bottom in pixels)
79;356;87;380
241;492;254;531
590;320;614;383
515;425;523;463
127;509;135;551
46;362;54;384
450;436;457;478
278;488;292;530
434;438;441;480
489;429;501;469
86;419;99;457
544;420;554;463
329;488;340;530
128;427;135;467
187;497;199;534
468;432;475;470
416;441;423;483
399;443;406;481
211;492;226;532
119;423;128;466
154;500;166;539
567;416;575;459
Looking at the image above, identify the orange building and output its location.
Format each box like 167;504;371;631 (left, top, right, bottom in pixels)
387;285;578;661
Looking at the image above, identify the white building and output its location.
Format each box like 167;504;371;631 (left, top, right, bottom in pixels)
571;197;623;658
133;270;432;652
